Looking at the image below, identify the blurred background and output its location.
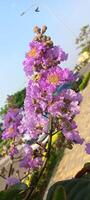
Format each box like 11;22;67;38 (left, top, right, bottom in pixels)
0;0;90;107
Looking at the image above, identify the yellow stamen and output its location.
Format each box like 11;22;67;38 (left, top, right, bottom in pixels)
33;73;41;81
48;74;59;84
27;48;37;57
8;127;14;134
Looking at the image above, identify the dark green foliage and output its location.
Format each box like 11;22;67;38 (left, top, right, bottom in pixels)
0;88;25;138
0;105;8;116
79;72;90;90
0;89;26;149
0;89;25;118
52;186;66;200
7;88;26;108
46;178;90;200
0;183;27;200
84;162;90;168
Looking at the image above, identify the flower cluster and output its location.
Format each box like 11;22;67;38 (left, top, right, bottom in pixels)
20;145;43;170
2;108;22;158
6;177;20;186
23;41;68;76
2;108;22;140
22;26;84;148
1;26;86;187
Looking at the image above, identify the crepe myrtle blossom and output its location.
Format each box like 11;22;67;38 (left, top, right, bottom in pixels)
20;155;43;169
22;28;83;151
61;120;84;144
20;145;43;169
1;26;86;180
23;85;82;141
50;46;68;62
38;66;75;90
1;26;88;194
24;67;77;117
23;65;82;142
42;46;68;66
19;113;49;140
85;143;90;154
2;108;22;129
6;177;20;186
2;124;19;140
63;129;84;144
62;89;82;103
9;145;18;158
23;41;46;76
47;89;81;119
2;108;23;140
23;40;68;76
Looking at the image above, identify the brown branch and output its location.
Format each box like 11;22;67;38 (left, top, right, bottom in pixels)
0;174;6;180
52;130;59;136
36;141;47;152
20;171;31;182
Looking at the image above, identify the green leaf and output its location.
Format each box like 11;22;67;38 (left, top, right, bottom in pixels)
46;178;90;200
52;186;66;200
0;183;27;200
84;162;90;168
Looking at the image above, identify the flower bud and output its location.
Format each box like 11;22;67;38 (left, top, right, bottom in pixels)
33;26;41;34
42;25;47;34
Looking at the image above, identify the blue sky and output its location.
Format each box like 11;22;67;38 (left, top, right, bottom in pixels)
0;0;90;108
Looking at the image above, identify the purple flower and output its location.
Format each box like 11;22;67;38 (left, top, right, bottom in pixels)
23;41;46;76
2;108;23;140
6;177;20;186
63;129;84;144
33;157;43;168
3;108;21;129
2;124;17;139
39;66;65;88
85;143;90;154
21;33;83;161
48;100;64;117
24;145;33;155
20;145;43;169
62;120;84;144
53;46;68;61
29;41;45;56
42;46;68;66
9;146;18;158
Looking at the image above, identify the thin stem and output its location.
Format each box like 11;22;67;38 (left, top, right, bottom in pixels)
5;161;13;190
0;174;6;180
52;130;59;136
36;141;47;152
24;116;53;200
20;172;31;181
